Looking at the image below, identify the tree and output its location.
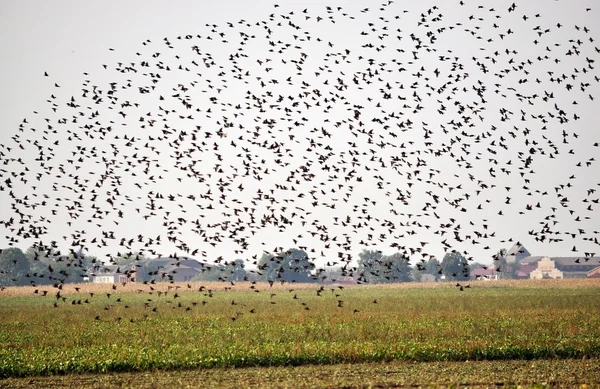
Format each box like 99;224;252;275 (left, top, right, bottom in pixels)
223;259;247;281
257;248;316;283
23;245;94;285
357;250;413;283
468;262;486;272
413;257;441;282
357;249;383;284
411;266;422;282
425;257;441;276
0;248;30;286
379;252;413;282
111;252;145;268
441;250;470;281
189;264;226;282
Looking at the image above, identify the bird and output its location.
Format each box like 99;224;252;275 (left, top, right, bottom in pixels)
0;0;598;317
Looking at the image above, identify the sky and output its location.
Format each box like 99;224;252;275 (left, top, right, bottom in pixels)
1;0;599;268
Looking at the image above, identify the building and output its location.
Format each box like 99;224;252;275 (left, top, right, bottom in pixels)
143;257;213;282
505;243;531;263
161;265;201;282
550;257;599;278
586;266;600;278
92;265;133;283
471;268;500;281
519;255;600;279
506;244;600;279
515;264;538;279
529;257;563;279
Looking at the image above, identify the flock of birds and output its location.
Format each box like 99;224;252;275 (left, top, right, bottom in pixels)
1;0;600;318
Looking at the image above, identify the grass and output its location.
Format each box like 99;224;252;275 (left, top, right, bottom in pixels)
0;279;599;386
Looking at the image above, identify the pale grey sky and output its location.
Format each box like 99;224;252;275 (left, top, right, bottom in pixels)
1;0;599;267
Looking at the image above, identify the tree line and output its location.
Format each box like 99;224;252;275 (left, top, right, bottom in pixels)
0;245;482;287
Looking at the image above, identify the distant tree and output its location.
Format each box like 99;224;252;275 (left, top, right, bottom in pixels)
357;249;383;284
425;257;441;276
380;252;413;283
257;248;316;283
357;250;412;283
111;252;145;268
0;248;30;286
441;250;470;281
223;259;247;281
108;252;147;281
411;267;422;282
324;266;344;282
22;245;92;285
468;262;486;272
190;264;226;282
412;257;441;282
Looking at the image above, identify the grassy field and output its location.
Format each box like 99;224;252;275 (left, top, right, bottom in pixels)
1;279;599;387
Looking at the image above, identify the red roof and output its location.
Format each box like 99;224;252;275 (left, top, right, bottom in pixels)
518;264;537;274
471;268;499;276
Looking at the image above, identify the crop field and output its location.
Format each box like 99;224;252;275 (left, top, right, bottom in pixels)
1;279;600;388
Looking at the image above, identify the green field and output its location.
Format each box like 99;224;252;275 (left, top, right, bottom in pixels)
1;280;599;387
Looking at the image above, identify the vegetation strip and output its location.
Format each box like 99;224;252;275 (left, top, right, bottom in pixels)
0;281;599;378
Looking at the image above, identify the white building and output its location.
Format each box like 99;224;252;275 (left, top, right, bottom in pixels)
529;257;563;279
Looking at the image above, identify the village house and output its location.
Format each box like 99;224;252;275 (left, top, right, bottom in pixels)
505;243;531;263
471;268;500;281
92;265;134;283
587;266;600;278
144;256;212;282
161;265;201;282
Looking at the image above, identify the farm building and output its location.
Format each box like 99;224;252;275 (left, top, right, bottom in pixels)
91;265;134;283
505;244;600;279
515;264;538;279
161;265;201;282
587;266;600;278
529;257;563;279
471;268;500;281
142;257;214;282
552;257;600;278
521;255;600;279
505;243;531;263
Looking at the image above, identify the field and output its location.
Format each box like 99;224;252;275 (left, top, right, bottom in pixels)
1;279;600;388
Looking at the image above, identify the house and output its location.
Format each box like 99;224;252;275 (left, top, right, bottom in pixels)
586;266;600;278
471;268;499;281
505;243;531;263
161;265;201;282
515;264;538;279
529;257;563;279
92;265;134;283
144;257;214;282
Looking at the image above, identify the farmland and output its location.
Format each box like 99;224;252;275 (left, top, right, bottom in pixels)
1;279;600;387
